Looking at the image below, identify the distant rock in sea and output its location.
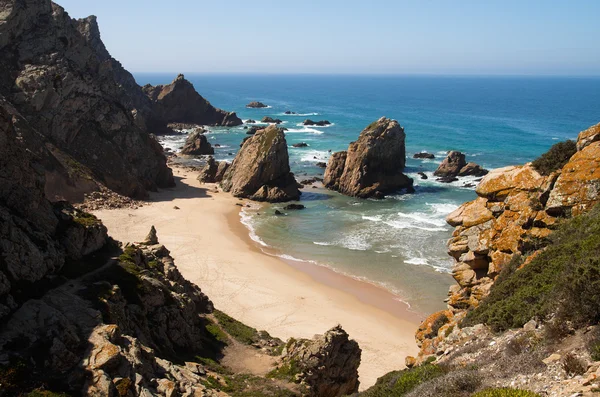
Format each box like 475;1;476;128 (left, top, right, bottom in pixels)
144;74;242;127
285;110;297;114
324;117;413;198
413;152;435;159
434;151;488;181
247;101;268;108
303;119;331;126
221;125;300;202
262;116;283;124
293;142;309;148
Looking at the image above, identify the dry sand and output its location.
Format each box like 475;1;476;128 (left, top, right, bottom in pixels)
94;167;422;389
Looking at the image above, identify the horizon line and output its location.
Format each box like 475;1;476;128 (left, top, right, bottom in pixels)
131;71;600;78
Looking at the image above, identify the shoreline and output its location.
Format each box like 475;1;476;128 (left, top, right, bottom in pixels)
93;166;421;389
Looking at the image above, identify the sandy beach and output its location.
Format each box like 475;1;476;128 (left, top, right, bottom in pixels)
94;167;421;389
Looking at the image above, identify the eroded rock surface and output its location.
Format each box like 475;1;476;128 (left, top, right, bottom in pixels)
221;125;300;202
180;129;215;155
323;117;412;198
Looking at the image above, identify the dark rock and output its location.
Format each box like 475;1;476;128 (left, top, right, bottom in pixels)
323;117;413;198
437;176;459;183
293;142;309;148
180;130;214;155
458;162;489;177
144;74;242;127
303;119;331;126
274;210;283;215
284;204;305;210
246;119;257;124
247;126;262;135
262;117;283;124
434;151;466;177
413;152;435;159
221;125;300;202
316;162;327;168
246;101;268;108
284;111;297;115
214;144;221;148
418;172;428;180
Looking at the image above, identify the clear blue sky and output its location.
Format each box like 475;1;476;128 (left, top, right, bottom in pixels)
56;0;600;75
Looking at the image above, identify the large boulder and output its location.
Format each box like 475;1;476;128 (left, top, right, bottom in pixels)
576;122;600;151
180;129;214;155
323;117;412;198
435;151;488;179
197;157;230;183
143;74;242;127
221;125;300;202
280;325;361;397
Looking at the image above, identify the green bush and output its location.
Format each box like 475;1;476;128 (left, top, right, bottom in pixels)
359;364;446;396
472;388;541;397
463;204;600;332
266;359;302;383
531;140;576;176
213;310;259;345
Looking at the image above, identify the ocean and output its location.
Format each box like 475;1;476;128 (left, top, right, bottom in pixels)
136;73;600;315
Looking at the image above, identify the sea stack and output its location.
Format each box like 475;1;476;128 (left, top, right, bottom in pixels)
143;74;242;126
180;129;214;155
221;125;300;202
434;151;488;180
323;117;413;198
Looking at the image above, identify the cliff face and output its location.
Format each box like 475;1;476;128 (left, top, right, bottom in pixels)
143;74;242;127
415;122;600;359
323;117;412;198
0;0;176;199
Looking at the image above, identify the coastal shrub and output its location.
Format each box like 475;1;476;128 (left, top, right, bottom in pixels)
266;359;302;383
358;364;446;396
205;318;230;344
213;310;259;345
471;388;541;397
405;368;481;397
589;334;600;361
72;211;101;227
531;140;576;176
561;352;587;376
463;204;600;332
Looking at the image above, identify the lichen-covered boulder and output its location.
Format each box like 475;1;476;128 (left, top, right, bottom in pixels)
220;125;300;202
323;117;412;198
576;122;600;151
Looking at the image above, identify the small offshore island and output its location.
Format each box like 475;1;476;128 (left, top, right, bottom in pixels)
1;1;600;397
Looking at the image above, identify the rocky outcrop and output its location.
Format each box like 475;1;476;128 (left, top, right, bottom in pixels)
292;142;309;148
0;0;175;199
279;325;361;397
323;117;413;198
144;74;242;127
413;152;435;159
180;129;214;155
415;122;600;362
197;157;230;183
221;125;300;202
262;116;282;124
246;101;268;108
303;119;331;126
434;151;488;179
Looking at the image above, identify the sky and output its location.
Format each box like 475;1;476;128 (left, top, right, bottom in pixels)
55;0;600;75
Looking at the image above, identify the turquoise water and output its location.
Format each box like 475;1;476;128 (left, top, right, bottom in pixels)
137;74;600;314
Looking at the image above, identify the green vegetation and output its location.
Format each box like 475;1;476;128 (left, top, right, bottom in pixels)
195;356;232;375
202;373;298;396
359;364;446;396
590;340;600;361
26;390;70;397
213;310;260;345
531;140;577;176
463;204;600;332
206;318;230;344
472;388;541;397
266;359;302;383
72;211;100;227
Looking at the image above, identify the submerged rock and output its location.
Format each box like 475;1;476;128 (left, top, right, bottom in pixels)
180;129;214;155
323;117;413;198
418;172;429;180
293;142;309;148
284;204;305;210
221;125;300;202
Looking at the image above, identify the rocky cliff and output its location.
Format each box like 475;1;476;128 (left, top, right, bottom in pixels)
221;125;301;202
0;0;176;199
143;74;242;127
323;117;413;198
0;85;360;396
